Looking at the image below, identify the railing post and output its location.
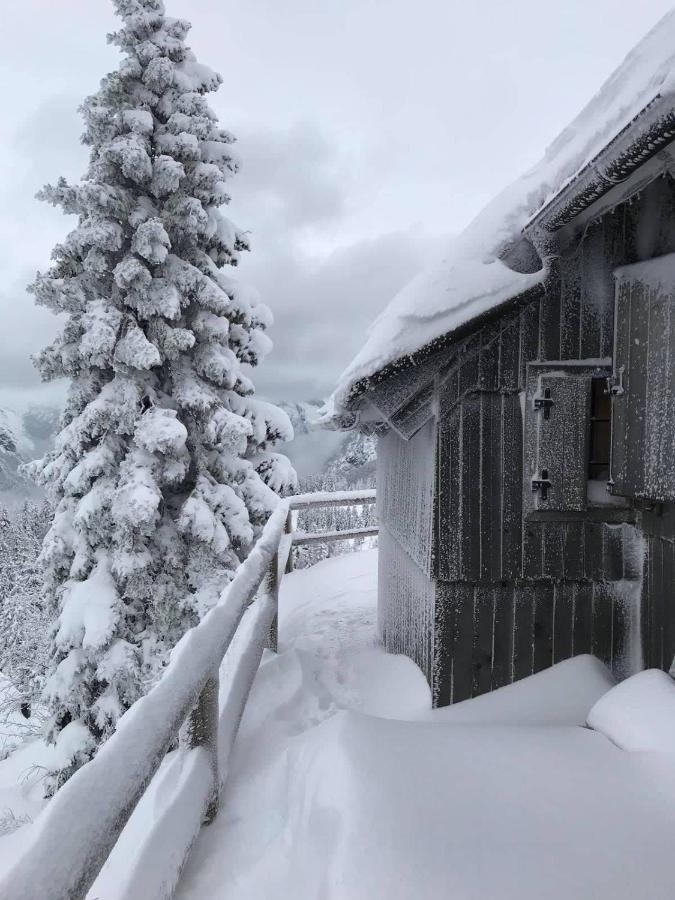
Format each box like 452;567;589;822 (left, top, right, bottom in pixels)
265;549;280;652
285;507;295;573
183;673;220;824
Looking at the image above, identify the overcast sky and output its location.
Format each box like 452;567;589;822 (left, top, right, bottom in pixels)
1;0;673;407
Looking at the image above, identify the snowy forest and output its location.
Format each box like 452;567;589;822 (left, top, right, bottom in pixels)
3;1;675;899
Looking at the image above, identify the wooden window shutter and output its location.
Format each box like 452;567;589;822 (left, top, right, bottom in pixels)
526;372;591;512
611;257;675;500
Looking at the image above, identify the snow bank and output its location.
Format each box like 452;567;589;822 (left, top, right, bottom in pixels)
176;551;675;900
332;10;675;409
587;668;675;752
270;712;675;900
425;655;615;726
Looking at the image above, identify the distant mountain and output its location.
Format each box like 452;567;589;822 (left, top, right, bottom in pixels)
277;399;376;488
324;428;376;485
0;405;60;510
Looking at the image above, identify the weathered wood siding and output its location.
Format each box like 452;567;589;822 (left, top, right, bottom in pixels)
377;420;436;680
371;173;675;705
641;506;675;672
611;260;675;500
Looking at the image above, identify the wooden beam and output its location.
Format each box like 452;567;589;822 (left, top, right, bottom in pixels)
292;526;379;546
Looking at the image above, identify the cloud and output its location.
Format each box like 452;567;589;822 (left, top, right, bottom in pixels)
231;121;354;236
242;229;448;402
0;276;62;390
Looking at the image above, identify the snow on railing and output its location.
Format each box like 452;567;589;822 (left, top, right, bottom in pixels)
1;489;377;900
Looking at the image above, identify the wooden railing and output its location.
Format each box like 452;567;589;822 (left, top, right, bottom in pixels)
2;489;377;900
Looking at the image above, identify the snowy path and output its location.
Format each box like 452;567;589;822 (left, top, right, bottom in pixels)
174;550;675;900
2;550;674;898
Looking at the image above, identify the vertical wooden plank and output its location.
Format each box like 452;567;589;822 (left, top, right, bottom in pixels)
539;266;562;360
562;521;585;580
592;582;613;669
542;522;563;579
662;539;675;671
437;407;461;582
519;299;540;388
603;524;624;582
584;522;605;582
460;398;481;581
660;281;675;497
560;257;581;360
601;209;624;359
489;393;504;580
479;394;494;581
452;583;476;704
501;393;523;579
479;324;500;391
492;584;514;690
433;581;455;708
472;586;495;697
573;583;593;656
498;318;520;390
513;584;536;681
611;582;631;679
553;583;574;664
626;278;649;496
533;584;554;674
523;522;543;580
458;349;480;397
645;284;670;497
649;537;664;670
640;535;652;668
580;226;605;359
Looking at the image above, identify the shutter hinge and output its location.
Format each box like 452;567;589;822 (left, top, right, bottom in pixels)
534;387;554;419
605;366;625;396
532;469;552;501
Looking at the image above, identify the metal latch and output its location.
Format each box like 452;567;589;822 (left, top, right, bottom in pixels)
534;387;554;419
532;469;552;501
605;366;625;396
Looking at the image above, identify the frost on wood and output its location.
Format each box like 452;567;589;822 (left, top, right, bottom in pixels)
376;422;435;681
27;0;296;787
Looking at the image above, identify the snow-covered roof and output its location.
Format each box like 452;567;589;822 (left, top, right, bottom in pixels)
332;10;675;412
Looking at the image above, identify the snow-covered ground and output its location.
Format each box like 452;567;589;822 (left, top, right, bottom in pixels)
174;551;675;900
2;549;675;898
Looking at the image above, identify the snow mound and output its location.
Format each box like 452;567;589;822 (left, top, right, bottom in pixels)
217;710;675;900
333;9;675;409
425;654;615;726
587;668;675;751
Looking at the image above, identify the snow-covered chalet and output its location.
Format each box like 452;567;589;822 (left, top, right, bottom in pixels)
328;13;675;706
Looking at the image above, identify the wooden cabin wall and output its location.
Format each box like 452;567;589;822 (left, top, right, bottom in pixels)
640;507;675;673
377;420;436;682
374;174;675;707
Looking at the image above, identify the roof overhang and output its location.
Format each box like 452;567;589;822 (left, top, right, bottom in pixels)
330;96;675;428
524;94;675;241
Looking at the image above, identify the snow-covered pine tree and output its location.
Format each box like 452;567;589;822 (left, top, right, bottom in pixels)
0;502;50;705
29;0;296;788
